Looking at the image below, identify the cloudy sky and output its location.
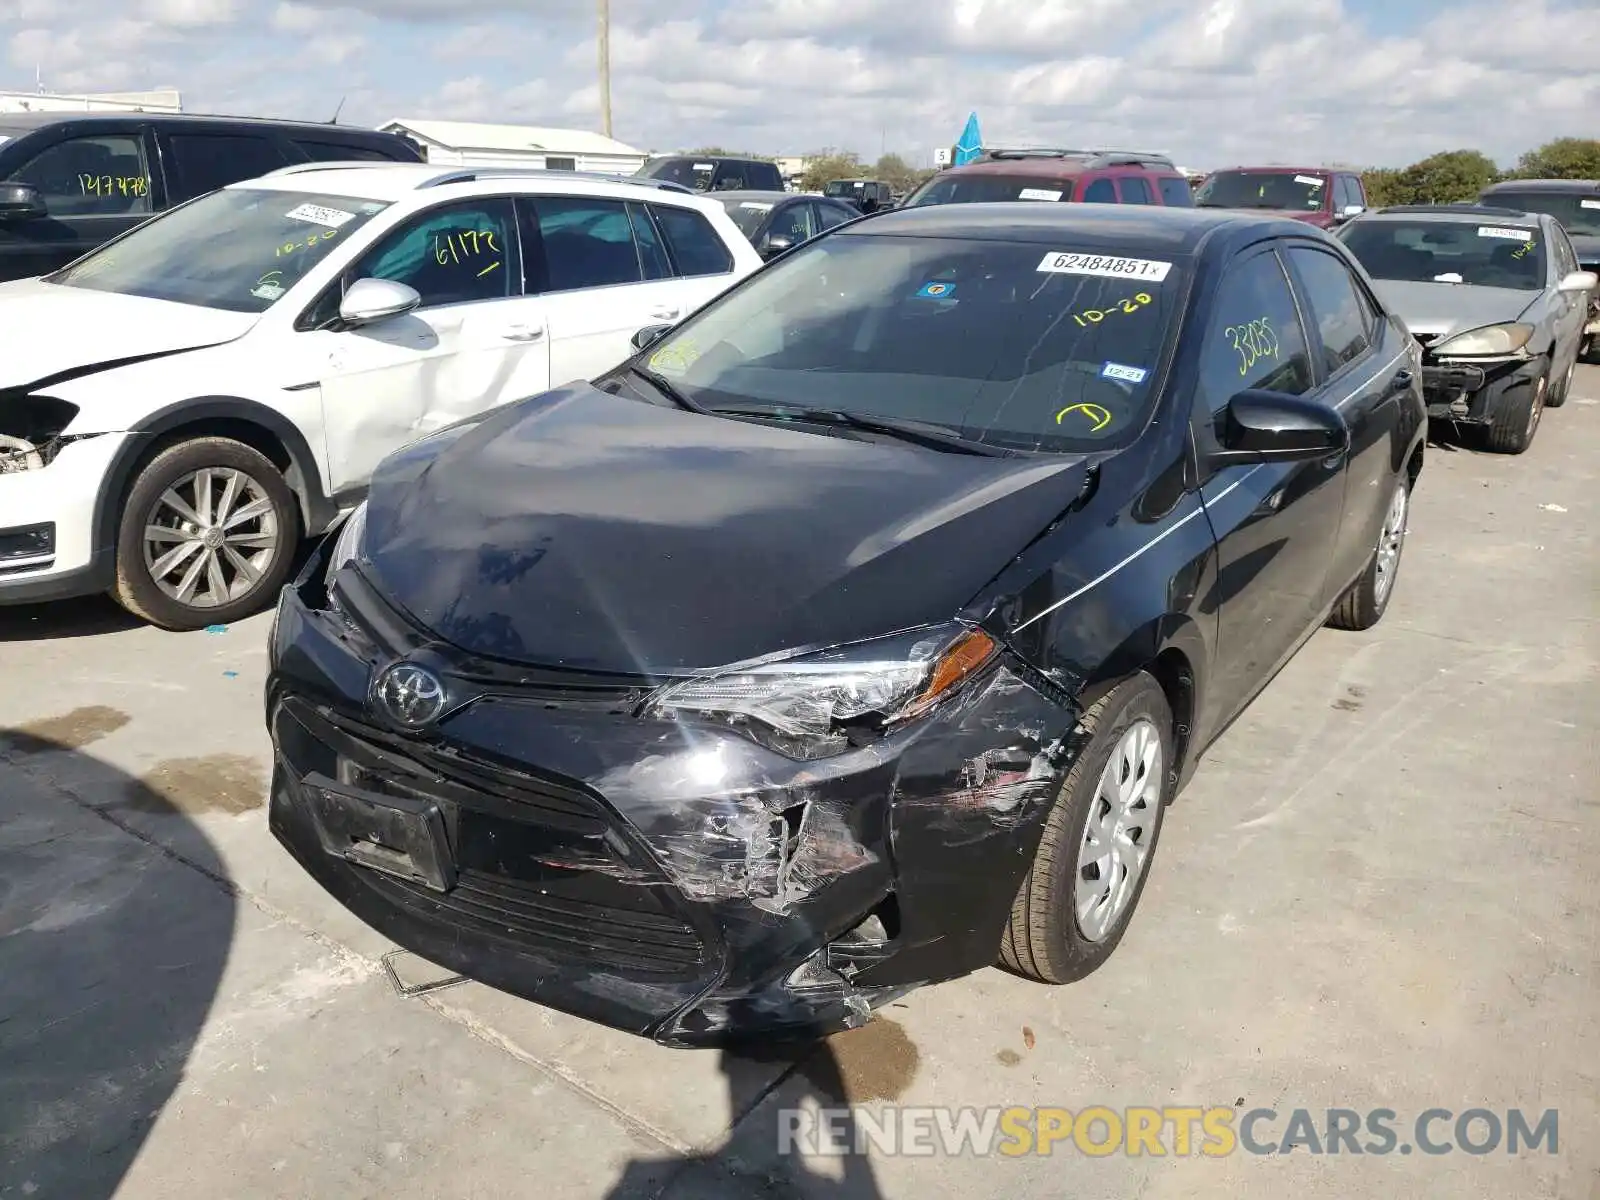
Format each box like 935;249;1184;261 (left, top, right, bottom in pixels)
2;0;1596;170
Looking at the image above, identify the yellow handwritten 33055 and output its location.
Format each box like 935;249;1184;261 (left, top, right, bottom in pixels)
1224;317;1280;376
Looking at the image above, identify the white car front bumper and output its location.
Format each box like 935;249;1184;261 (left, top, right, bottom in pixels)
0;433;130;604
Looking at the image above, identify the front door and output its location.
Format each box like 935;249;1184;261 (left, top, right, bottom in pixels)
315;196;550;497
0;129;158;281
1191;243;1349;741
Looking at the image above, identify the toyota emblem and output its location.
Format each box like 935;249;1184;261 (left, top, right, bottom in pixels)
374;662;447;728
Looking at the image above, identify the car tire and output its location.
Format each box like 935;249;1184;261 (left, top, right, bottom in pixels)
112;437;300;631
1545;353;1576;408
1000;673;1172;985
1483;358;1549;455
1327;475;1410;631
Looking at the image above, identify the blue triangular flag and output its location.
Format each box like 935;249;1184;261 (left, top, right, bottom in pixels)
954;112;982;166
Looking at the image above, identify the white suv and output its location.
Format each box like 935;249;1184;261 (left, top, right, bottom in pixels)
0;163;762;628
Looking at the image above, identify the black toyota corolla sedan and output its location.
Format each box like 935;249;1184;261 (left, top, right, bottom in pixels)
266;203;1427;1047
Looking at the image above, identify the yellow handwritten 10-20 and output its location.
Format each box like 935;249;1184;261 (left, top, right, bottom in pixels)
1072;292;1152;327
79;174;148;198
1224;317;1280;376
276;229;339;258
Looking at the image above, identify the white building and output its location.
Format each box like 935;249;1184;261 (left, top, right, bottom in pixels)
379;119;647;174
0;88;181;114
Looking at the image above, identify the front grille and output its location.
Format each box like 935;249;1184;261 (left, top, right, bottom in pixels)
364;868;706;976
277;697;708;979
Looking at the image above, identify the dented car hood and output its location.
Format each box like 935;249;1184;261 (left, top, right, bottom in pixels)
360;383;1093;675
1369;279;1536;340
0;277;256;388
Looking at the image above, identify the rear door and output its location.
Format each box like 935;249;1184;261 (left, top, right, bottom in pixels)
1281;241;1411;601
156;129;292;202
519;193;685;384
0;125;159;279
649;199;743;312
1117;176;1156;205
1191;241;1349;734
312;196;549;496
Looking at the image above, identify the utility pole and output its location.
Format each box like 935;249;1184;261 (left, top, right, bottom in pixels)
597;0;612;137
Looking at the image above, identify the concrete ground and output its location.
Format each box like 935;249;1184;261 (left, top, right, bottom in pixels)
3;365;1597;1200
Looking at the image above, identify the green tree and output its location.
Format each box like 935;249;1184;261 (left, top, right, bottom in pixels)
1396;149;1500;204
1509;137;1600;180
801;151;862;191
872;152;919;193
1361;166;1405;208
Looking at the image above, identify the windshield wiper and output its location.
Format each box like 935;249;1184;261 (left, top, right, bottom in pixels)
711;405;1008;456
629;365;707;413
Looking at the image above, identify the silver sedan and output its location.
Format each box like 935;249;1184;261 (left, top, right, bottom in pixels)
1337;203;1596;454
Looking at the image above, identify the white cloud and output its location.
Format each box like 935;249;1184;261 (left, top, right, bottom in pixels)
1;0;1595;168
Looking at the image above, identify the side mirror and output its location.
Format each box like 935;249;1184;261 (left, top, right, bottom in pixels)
631;323;673;351
1557;270;1598;293
339;277;421;327
758;233;795;260
0;183;47;222
1210;390;1349;466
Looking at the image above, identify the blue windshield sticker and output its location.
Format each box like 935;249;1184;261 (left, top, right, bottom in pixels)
914;281;955;299
1101;362;1148;384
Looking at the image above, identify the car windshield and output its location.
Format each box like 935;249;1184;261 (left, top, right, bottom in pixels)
1341;220;1545;290
907;174;1073;206
638;158;714;191
824;181;861;197
639;233;1186;453
1195;171;1327;211
1484;192;1600;237
48;187;389;312
721;198;775;236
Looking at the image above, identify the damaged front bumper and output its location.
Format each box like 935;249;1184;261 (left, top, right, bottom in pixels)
265;547;1078;1047
1421;354;1538;424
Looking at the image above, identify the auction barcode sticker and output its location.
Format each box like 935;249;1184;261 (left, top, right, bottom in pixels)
1581;199;1600;210
1294;174;1324;186
1018;187;1064;201
1037;252;1172;281
286;203;356;228
739;201;773;211
1478;226;1536;240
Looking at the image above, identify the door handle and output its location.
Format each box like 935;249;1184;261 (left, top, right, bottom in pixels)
500;325;544;341
1387;369;1414;394
649;307;682;321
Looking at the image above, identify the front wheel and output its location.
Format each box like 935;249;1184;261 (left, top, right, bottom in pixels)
1327;476;1409;631
1001;673;1172;984
1483;360;1548;454
112;437;300;630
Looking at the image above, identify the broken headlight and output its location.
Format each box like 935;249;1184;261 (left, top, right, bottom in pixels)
1432;322;1534;357
326;500;368;584
645;625;998;759
1;396;83;475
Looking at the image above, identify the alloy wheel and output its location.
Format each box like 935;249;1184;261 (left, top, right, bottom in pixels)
1075;717;1163;942
1373;482;1409;609
141;466;281;609
1527;376;1546;440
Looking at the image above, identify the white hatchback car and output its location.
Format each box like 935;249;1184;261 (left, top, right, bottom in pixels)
0;162;762;628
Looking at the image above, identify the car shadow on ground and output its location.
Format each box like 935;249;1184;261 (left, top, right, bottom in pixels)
0;594;145;642
603;1039;887;1199
0;730;234;1199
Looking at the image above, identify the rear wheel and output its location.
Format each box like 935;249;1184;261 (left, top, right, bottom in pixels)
1001;673;1172;984
1483;359;1548;455
112;437;300;630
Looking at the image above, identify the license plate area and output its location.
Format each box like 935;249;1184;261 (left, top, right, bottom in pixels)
302;771;456;893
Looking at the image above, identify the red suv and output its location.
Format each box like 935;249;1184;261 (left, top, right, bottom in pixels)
1193;167;1367;229
903;148;1195;208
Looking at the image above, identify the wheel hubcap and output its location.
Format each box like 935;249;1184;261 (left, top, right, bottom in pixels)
1374;482;1409;607
1527;377;1546;438
141;467;280;609
1075;718;1163;943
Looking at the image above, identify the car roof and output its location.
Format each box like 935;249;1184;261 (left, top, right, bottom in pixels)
0;110;402;137
713;190;800;202
233;162;723;208
1209;165;1336;175
1362;205;1546;225
1481;178;1600;194
647;154;768;166
842;201;1298;252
